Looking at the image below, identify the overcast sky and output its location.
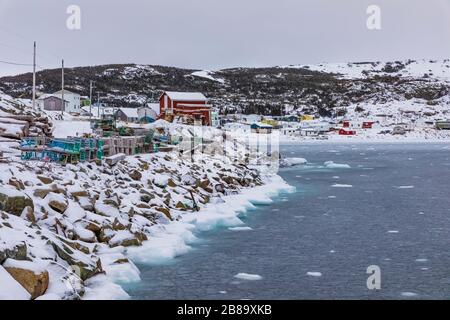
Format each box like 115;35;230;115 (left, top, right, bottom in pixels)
0;0;450;76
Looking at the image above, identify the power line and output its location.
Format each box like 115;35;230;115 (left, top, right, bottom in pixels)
0;59;33;66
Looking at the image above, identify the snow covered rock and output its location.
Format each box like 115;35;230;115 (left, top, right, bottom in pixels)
46;193;68;213
3;259;49;299
0;265;31;300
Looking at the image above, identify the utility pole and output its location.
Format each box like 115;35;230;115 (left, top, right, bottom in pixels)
97;92;101;118
61;59;65;117
32;41;36;110
89;80;94;120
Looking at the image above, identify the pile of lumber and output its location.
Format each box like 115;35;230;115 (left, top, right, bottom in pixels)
0;92;53;158
0;115;52;139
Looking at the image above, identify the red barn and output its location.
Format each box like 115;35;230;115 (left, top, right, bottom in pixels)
159;91;212;126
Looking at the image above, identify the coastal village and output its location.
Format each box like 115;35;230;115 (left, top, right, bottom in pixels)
1;62;450;300
3;81;450;165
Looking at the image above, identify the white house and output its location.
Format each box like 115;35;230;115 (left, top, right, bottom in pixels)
37;90;81;113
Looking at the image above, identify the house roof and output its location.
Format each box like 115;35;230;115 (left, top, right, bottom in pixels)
251;122;273;129
164;91;207;101
41;95;69;103
117;108;139;118
37;93;54;100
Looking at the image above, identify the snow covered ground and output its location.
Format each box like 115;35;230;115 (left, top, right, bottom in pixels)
0;131;292;300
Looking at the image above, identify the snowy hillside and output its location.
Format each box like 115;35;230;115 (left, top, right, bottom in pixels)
1;59;449;117
287;59;450;81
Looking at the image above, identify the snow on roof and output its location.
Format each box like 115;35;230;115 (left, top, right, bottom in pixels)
252;122;273;128
118;107;139;118
165;91;207;101
37;93;53;100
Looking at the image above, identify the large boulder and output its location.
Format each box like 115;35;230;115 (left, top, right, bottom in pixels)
0;187;34;216
3;259;49;299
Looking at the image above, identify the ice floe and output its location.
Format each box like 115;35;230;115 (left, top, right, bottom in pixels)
331;184;353;188
228;226;253;231
234;273;263;281
306;272;322;277
324;161;351;169
280;157;308;168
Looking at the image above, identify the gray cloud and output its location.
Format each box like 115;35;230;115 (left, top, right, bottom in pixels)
1;0;450;76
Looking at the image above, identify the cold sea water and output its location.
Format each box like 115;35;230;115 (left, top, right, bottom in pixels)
124;143;450;299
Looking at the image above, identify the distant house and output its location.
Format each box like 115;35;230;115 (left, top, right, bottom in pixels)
338;128;356;136
37;90;81;113
39;95;69;111
51;90;81;113
436;120;450;130
242;114;263;124
116;108;139;122
159;91;212;126
116;106;157;123
81;104;115;118
137;106;157;123
251;122;273;134
343;120;375;129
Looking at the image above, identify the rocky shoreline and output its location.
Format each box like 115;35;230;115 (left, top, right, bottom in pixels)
0;150;271;300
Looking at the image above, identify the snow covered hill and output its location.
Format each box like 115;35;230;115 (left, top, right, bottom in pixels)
1;59;449;118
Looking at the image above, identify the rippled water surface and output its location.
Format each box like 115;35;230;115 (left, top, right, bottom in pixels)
125;143;450;299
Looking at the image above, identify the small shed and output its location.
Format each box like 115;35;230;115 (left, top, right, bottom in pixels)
42;96;69;111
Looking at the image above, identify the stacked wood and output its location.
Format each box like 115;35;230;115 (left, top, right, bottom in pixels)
0;115;52;140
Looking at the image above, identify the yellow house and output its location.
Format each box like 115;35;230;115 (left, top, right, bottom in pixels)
261;118;279;127
301;115;314;121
